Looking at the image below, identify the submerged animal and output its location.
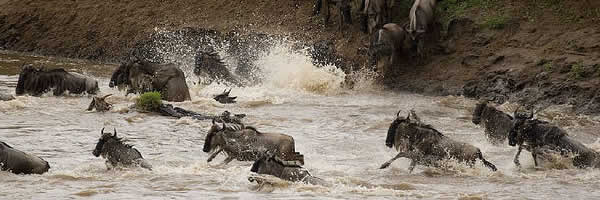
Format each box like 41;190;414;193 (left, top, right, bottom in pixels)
0;141;50;174
249;154;326;186
92;128;152;170
472;100;514;145
203;120;302;166
109;58;191;102
16;64;99;96
87;94;113;112
313;0;352;31
213;88;237;104
509;107;600;168
381;110;497;172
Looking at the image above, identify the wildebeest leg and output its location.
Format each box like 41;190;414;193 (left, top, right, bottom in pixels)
513;145;523;167
219;156;235;166
408;159;417;173
477;151;498;171
323;0;331;25
380;152;407;169
313;0;322;16
532;152;539;167
87;98;96;111
207;148;223;163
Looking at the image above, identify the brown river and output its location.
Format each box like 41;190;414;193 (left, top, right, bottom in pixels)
1;43;600;199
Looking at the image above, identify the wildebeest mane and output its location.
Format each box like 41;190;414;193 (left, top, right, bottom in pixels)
245;126;261;134
0;141;13;149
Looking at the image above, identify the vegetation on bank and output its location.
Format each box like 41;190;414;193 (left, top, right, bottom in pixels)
136;91;162;111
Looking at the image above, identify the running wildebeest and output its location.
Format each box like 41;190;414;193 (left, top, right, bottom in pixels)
313;0;352;31
407;0;439;57
249;154;327;186
381;110;497;172
92;128;152;170
0;92;15;101
87;94;113;112
369;23;411;74
194;49;242;86
509;107;600;168
214;88;237;104
203;120;302;166
16;64;99;96
472;100;514;145
109;58;191;102
0;141;50;174
360;0;395;34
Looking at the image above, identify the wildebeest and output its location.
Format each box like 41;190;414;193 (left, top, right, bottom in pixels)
203;120;302;166
214;88;237;104
92;128;152;170
109;58;191;102
0;93;15;101
509;108;600;168
381;110;497;172
360;0;395;34
249;154;326;186
472;100;514;145
87;94;113;112
16;64;99;96
369;23;411;74
194;49;242;86
407;0;439;57
0;141;50;174
313;0;352;31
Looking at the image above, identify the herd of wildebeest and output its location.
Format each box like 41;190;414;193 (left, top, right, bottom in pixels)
2;0;600;188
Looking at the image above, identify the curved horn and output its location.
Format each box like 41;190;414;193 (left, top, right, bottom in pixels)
102;94;113;99
113;128;117;137
212;118;216;125
222;122;226;130
101;127;105;135
396;110;401;118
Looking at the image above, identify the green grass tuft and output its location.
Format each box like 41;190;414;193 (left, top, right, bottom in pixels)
483;15;509;29
136;91;162;111
569;62;585;80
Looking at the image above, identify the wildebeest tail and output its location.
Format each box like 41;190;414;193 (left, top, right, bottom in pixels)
478;150;497;171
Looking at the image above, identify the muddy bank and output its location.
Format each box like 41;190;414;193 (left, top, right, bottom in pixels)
1;0;600;114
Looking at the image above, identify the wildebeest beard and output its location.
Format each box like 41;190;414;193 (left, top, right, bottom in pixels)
16;65;99;96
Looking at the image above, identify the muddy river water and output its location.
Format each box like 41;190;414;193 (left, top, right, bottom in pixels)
1;44;600;200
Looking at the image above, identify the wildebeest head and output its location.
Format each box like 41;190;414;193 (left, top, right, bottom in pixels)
109;62;132;88
93;128;117;157
15;64;39;95
472;100;489;125
386;110;412;148
214;88;237;104
203;119;227;153
508;106;534;146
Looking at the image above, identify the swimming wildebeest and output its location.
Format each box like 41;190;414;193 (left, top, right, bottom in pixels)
313;0;352;31
0;93;15;101
249;154;327;186
194;49;242;86
0;141;50;174
369;23;411;74
509;108;600;168
87;94;113;112
472;100;514;145
16;64;99;96
360;0;395;34
203;120;302;166
92;128;152;170
381;110;497;172
214;88;237;104
109;58;191;102
407;0;439;57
